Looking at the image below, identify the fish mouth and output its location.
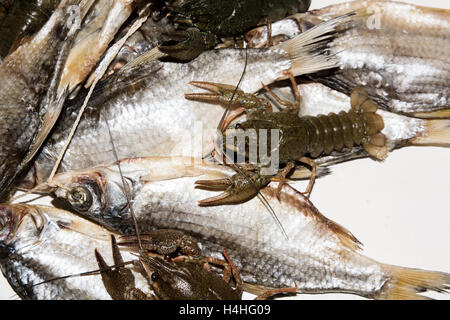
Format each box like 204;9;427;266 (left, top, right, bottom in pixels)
0;204;45;252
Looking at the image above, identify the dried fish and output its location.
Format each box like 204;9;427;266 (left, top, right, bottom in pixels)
44;157;450;299
0;204;153;300
0;1;81;199
246;0;450;118
58;0;138;94
23;15;352;187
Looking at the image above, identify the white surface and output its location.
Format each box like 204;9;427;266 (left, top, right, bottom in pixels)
1;0;449;300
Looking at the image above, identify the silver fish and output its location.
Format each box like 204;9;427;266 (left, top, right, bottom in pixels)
246;0;450;118
24;15;352;187
25;17;450;189
0;1;81;199
269;82;450;154
0;204;152;300
45;157;450;299
58;0;137;94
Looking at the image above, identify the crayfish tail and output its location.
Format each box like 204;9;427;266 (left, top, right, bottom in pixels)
350;88;387;160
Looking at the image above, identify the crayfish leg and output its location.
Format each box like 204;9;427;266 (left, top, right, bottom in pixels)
271;161;296;201
204;250;243;297
262;71;300;114
298;156;317;198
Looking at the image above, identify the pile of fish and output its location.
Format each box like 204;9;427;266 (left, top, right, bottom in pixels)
0;0;448;300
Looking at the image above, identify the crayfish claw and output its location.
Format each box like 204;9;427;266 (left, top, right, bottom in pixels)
195;178;232;191
94;248;109;271
196;172;271;206
117;230;201;257
196;178;240;205
95;235;142;300
184;92;224;104
197;191;244;206
185;81;244;106
111;235;124;265
186;80;261;109
188;81;241;93
158;27;214;61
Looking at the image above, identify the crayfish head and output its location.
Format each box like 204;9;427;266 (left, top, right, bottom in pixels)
195;170;271;206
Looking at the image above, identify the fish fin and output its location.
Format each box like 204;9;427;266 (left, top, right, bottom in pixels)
277;12;355;76
290;166;331;180
22;89;69;167
123;47;166;69
140;169;203;182
409;119;450;147
242;283;275;296
328;221;363;252
138;159;224;182
376;265;450;300
412;110;450;119
263;183;362;251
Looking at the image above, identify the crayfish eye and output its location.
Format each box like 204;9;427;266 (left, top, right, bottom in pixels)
67;186;93;212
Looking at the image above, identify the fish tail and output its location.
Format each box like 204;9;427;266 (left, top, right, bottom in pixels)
376;265;450;300
410;119;450;147
413;110;450;119
277;12;355;76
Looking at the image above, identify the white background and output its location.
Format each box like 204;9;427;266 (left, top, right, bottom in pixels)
0;0;449;300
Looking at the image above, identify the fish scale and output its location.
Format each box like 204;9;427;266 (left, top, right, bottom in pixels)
46;158;450;299
244;1;450;117
0;204;154;300
29;13;355;187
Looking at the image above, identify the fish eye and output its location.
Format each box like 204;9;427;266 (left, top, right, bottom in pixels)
67;186;93;212
234;123;241;129
151;272;159;282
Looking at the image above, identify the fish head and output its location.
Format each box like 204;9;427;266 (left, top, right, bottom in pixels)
0;204;118;300
0;203;46;299
48;168;131;224
0;204;46;256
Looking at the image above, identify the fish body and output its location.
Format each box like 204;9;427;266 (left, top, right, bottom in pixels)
26;8;449;189
246;0;450;117
27;16;351;186
0;204;152;300
26;71;449;189
0;2;81;199
47;157;450;299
